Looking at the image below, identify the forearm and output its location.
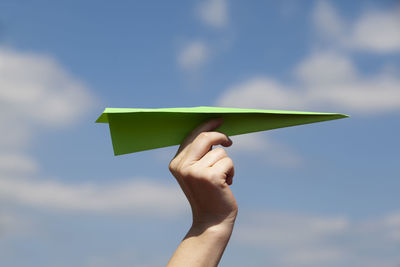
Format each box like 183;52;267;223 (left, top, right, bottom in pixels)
167;222;235;267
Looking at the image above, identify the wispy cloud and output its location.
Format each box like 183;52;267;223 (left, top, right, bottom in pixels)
217;51;400;114
0;47;96;128
0;47;96;154
177;0;230;73
197;0;228;29
227;133;302;167
0;47;98;201
314;1;400;53
177;40;209;70
234;211;400;266
0;176;186;216
0;153;38;174
0;211;28;236
86;250;164;267
0;47;185;225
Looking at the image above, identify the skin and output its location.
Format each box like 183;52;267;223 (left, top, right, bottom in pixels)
167;118;237;267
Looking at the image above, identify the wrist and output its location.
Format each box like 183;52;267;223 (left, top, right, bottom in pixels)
190;216;236;239
192;208;238;229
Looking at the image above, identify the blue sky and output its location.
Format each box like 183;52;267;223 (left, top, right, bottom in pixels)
0;0;399;266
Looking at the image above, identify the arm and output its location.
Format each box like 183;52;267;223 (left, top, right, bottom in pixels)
167;118;238;267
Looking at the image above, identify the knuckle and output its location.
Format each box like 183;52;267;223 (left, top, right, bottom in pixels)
168;165;176;176
214;147;227;156
169;159;188;178
198;132;209;140
168;159;178;172
225;157;234;166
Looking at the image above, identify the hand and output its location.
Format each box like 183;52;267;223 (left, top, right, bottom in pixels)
167;118;238;267
169;118;238;230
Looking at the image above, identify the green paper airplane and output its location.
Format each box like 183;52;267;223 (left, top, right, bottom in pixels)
96;106;349;155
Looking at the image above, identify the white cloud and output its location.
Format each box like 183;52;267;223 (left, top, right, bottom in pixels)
234;211;400;266
295;51;357;86
0;47;185;222
0;153;38;174
383;212;400;241
0;112;32;149
351;9;400;52
313;1;400;53
229;132;268;153
177;41;209;70
0;47;96;174
197;0;228;29
217;51;400;114
0;47;96;127
0;47;95;152
0;176;186;216
236;212;348;247
179;0;229;73
0;48;99;224
217;77;305;110
228;133;302;167
313;0;345;40
295;51;400;113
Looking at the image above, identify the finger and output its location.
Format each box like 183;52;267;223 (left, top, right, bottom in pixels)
176;118;224;156
187;131;232;162
197;147;228;168
211;157;235;185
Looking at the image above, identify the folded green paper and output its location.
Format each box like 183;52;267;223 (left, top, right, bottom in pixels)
96;106;348;155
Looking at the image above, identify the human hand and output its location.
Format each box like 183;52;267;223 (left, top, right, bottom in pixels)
169;118;237;231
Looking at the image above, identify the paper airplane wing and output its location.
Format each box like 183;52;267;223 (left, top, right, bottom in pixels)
96;106;348;155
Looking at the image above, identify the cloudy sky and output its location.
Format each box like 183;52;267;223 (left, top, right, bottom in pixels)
0;0;399;266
